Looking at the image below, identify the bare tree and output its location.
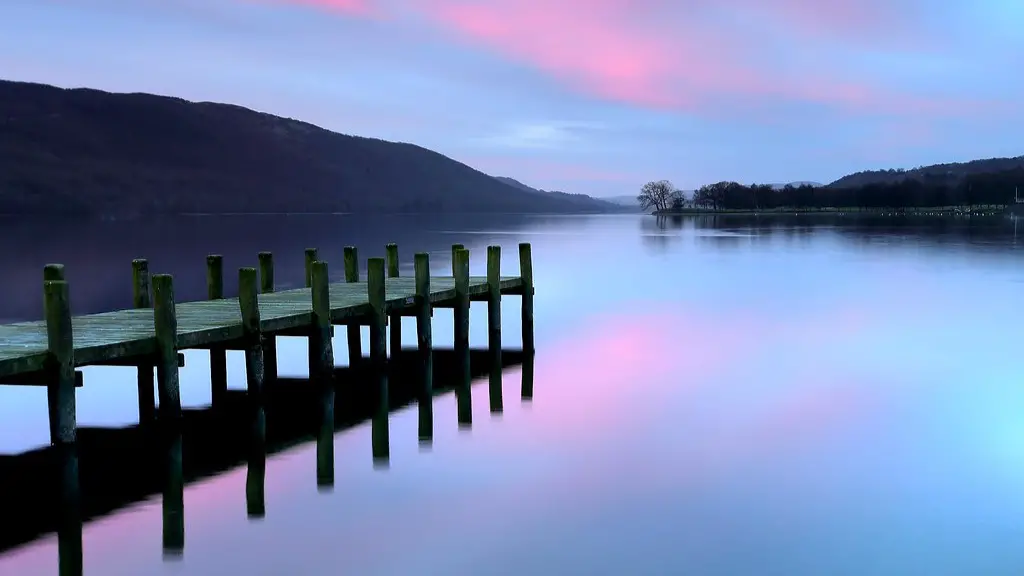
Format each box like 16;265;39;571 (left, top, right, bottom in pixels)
636;180;676;212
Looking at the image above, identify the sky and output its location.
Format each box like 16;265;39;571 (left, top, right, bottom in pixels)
1;0;1022;197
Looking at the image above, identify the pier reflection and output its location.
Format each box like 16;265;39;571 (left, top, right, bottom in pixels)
0;347;528;569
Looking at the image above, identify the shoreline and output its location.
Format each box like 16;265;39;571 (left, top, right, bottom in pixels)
652;205;1009;216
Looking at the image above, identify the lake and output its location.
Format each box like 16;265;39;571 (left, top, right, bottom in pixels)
3;212;1024;575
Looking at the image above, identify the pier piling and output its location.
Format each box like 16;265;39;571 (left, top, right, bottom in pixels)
258;252;278;383
152;274;182;422
519;243;534;352
132;259;156;422
453;248;472;427
343;246;362;366
44;279;76;444
206;255;228;406
487;246;503;414
386;243;401;356
414;253;433;444
238;268;265;404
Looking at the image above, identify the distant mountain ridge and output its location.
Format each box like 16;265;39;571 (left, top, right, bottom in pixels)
492;176;625;211
0;79;619;216
828;157;1024;188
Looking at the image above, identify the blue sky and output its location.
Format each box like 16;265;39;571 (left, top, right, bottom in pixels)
1;0;1022;196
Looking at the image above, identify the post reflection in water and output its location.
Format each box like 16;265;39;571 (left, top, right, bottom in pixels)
0;347;529;573
372;364;390;469
56;444;82;576
246;404;267;520
488;347;503;415
316;382;336;491
521;351;534;401
418;345;434;449
162;426;184;560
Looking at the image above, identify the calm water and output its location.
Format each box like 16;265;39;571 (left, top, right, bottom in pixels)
3;213;1024;575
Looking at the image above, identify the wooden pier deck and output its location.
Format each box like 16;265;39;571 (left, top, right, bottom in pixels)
0;242;536;447
0;275;524;377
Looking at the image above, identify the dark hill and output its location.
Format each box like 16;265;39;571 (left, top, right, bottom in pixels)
493;176;629;211
0;80;619;216
828;156;1024;188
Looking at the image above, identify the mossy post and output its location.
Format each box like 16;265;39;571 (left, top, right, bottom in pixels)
487;246;503;414
343;246;362;366
519;243;534;352
132;259;156;423
238;268;265;406
43;263;64;282
414;253;433;444
451;243;464;277
386;243;401;356
454;248;472;427
152;274;182;422
304;247;318;377
304;248;318;287
258;252;278;383
367;257;390;458
44;279;76;445
311;260;335;491
206;255;228;406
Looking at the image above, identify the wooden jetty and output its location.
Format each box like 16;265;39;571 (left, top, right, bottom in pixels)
0;243;535;446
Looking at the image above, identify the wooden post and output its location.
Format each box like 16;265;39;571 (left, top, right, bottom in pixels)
343;246;362;366
310;261;333;382
367;257;390;458
238;268;265;404
414;253;433;444
367;258;387;367
487;246;502;352
258;252;277;382
43;263;64;282
519;242;534;352
304;248;318;378
453;248;472;427
451;243;464;277
311;260;335;491
386;243;401;356
131;259;156;423
206;255;228;406
44;279;76;445
152;274;182;422
304;248;318;288
487;246;503;414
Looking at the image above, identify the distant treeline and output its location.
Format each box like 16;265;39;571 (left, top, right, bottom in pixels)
679;167;1024;211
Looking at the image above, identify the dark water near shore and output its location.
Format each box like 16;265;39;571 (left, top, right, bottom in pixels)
3;213;1024;575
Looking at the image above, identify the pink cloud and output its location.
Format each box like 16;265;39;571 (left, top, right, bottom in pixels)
246;0;990;116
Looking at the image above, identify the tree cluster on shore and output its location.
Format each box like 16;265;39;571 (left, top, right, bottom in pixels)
636;167;1024;212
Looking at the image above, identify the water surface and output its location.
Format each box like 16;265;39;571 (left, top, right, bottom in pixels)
2;213;1024;575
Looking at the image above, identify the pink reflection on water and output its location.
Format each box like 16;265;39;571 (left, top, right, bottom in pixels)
0;302;887;574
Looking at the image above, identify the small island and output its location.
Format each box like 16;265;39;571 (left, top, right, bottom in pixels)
636;159;1024;216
